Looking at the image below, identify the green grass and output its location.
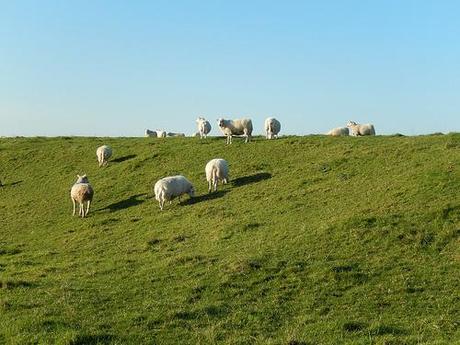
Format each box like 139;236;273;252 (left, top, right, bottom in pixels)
0;134;459;344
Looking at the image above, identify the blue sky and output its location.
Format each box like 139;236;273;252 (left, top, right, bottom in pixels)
1;0;459;136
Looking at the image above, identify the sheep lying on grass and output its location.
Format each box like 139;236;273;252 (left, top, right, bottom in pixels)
154;175;195;210
167;132;185;137
327;127;349;136
96;145;112;167
264;117;281;139
196;117;212;139
347;121;375;136
146;129;167;138
145;129;157;137
218;118;253;144
70;175;94;218
205;158;229;193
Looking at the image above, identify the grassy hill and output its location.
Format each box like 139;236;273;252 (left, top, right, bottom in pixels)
0;134;459;345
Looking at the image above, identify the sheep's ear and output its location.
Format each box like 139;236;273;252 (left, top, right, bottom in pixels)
77;174;81;178
82;174;86;178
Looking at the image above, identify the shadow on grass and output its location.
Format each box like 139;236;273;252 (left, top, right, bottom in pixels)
0;180;23;187
232;172;272;187
111;154;137;163
99;193;147;212
183;190;228;206
70;334;118;345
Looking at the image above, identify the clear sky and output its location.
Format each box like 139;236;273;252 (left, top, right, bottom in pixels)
1;0;459;136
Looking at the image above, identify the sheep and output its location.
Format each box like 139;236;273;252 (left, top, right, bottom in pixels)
205;158;229;193
264;117;281;139
145;129;167;138
154;175;195;210
196;117;212;139
145;129;158;137
156;130;167;138
96;145;112;167
70;174;94;218
326;126;349;136
347;121;376;136
217;118;253;144
167;132;186;137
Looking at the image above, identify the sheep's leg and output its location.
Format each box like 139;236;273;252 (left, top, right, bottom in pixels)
72;198;76;216
159;199;164;210
214;179;218;192
86;200;91;216
79;203;83;217
208;180;212;193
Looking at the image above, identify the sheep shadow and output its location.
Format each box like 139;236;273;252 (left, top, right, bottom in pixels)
111;154;137;163
0;180;23;187
99;193;147;212
183;190;228;206
231;172;272;187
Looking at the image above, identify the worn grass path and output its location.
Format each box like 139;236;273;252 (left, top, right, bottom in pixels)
0;134;459;344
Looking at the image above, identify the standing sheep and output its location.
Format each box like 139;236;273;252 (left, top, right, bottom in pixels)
70;174;94;218
326;127;349;136
154;175;195;210
264;117;281;139
205;158;229;193
196;117;212;139
217;118;253;144
96;145;112;167
347;121;376;136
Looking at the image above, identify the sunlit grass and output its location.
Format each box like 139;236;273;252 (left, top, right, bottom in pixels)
0;134;459;344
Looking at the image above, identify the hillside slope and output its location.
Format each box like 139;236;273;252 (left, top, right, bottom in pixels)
1;134;459;344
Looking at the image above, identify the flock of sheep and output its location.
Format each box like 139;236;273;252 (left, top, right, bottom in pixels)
70;117;375;217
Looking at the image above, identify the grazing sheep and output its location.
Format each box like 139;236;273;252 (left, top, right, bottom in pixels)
154;175;195;210
217;118;253;144
96;145;112;167
145;129;158;137
327;126;350;136
264;117;281;139
167;132;186;137
347;121;376;136
196;117;212;139
205;158;229;193
70;174;94;218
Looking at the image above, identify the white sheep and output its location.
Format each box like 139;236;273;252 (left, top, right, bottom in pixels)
205;158;229;193
196;117;212;139
347;121;376;136
326;126;350;136
70;174;94;218
167;132;186;137
154;175;195;210
156;130;167;138
264;117;281;139
217;118;253;144
96;145;112;167
145;129;158;137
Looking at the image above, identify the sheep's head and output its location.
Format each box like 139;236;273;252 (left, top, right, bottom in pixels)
217;118;225;127
196;117;205;123
347;121;357;128
76;174;89;184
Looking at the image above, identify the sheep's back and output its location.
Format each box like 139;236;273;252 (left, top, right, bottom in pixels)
71;183;94;202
